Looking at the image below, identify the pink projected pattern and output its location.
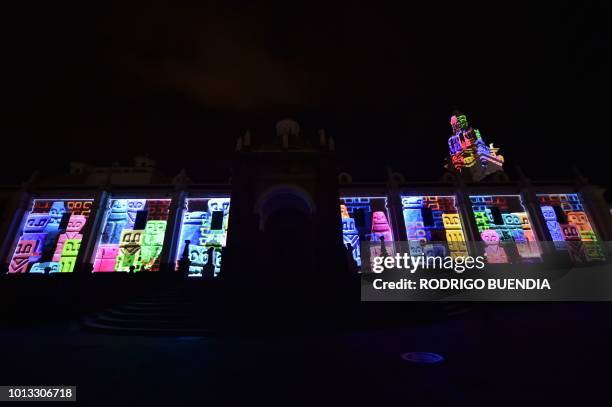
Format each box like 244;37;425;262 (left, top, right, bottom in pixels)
8;199;93;273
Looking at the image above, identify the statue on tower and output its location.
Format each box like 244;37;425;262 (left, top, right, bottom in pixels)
446;113;505;182
276;119;301;150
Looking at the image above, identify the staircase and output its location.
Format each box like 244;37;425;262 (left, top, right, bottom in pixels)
82;278;472;335
82;280;222;335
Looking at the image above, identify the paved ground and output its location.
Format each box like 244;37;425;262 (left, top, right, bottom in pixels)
2;303;612;406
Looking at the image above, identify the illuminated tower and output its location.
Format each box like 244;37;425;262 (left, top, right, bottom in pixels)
446;113;505;182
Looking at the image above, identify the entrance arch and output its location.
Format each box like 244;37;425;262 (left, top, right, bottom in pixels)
254;185;316;275
254;184;316;230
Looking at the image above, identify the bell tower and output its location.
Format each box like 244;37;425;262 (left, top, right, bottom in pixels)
222;119;346;281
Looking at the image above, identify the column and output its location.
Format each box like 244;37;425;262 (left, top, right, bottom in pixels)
75;189;109;274
578;185;612;242
387;186;407;242
455;187;483;257
0;190;32;273
158;190;186;273
519;188;555;258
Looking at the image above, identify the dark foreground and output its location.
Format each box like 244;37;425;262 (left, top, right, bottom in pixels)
2;301;612;406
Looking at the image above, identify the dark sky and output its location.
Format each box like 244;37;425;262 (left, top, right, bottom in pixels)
5;1;611;193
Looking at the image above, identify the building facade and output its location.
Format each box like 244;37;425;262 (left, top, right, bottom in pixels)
1;117;611;277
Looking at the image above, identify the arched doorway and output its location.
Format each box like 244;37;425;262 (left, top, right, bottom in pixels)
263;208;313;275
255;186;316;276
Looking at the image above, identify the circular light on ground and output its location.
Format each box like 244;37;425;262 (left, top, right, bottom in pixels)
401;352;444;364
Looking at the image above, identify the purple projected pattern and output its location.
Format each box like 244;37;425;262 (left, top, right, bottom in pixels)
8;199;93;273
340;197;394;268
175;197;231;277
401;195;468;258
538;193;604;261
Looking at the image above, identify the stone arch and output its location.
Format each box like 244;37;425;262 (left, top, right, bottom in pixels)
390;171;405;184
338;172;353;184
253;184;316;231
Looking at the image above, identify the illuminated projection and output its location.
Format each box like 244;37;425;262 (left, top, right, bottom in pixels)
175;197;230;277
340;197;394;268
8;199;93;273
470;195;540;263
538;194;604;261
93;198;171;272
401;196;468;258
448;114;505;182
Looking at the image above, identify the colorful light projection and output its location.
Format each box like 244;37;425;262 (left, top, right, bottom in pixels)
93;198;171;272
538;194;604;261
175;198;230;277
447;114;505;182
401;196;468;258
340;197;394;267
470;195;540;263
8;199;93;273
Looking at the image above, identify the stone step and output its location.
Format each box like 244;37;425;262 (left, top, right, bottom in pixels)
129;300;198;307
81;317;214;336
93;313;215;329
103;309;208;320
80;281;230;335
116;303;199;312
81;281;458;336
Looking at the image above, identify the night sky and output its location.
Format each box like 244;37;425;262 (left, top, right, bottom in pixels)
5;1;611;194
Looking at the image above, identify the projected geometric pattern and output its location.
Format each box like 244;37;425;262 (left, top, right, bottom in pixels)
470;195;541;263
175;197;230;277
93;198;171;272
448;114;505;182
401;195;468;258
538;193;604;261
8;199;93;273
340;197;393;267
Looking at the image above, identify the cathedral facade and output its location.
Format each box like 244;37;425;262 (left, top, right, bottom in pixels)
1;116;611;277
